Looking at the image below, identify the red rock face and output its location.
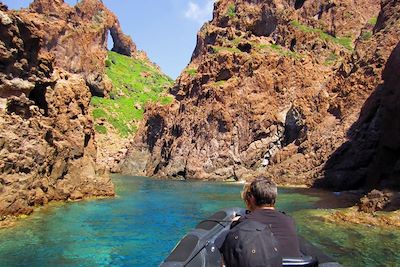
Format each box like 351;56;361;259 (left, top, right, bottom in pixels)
322;46;400;190
319;0;400;190
123;0;399;191
0;1;121;219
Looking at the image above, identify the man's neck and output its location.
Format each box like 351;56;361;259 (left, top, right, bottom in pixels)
257;206;275;210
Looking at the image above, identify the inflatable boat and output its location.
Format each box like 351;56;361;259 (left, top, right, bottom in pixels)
160;208;342;267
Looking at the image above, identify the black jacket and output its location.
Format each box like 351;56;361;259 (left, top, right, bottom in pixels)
235;209;301;258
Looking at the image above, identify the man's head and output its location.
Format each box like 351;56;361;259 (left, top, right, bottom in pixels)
243;177;277;210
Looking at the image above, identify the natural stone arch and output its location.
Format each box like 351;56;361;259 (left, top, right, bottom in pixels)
109;22;136;57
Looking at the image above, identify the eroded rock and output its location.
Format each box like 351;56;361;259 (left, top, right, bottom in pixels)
122;0;399;193
0;4;115;220
358;190;391;213
20;0;137;97
321;1;400;190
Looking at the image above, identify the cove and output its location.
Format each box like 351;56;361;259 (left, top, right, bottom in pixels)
0;175;399;266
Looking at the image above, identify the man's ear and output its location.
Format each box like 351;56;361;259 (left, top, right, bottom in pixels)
249;195;256;205
247;195;256;211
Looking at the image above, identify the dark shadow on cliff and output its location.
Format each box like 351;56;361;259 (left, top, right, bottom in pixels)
314;42;400;192
145;114;165;153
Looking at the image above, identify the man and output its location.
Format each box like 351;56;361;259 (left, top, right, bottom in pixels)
221;176;301;266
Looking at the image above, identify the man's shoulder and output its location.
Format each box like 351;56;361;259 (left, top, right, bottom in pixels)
243;209;296;227
248;209;292;219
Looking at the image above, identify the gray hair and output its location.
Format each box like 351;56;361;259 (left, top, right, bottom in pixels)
249;176;277;206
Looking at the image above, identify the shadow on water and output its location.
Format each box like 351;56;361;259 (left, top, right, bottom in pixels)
294;188;363;209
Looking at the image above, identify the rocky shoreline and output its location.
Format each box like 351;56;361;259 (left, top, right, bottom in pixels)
324;208;400;228
304;189;400;227
0;194;115;229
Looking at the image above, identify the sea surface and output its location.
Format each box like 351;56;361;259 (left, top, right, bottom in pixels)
0;175;399;266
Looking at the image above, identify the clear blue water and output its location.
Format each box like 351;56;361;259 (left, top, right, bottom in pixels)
0;175;399;267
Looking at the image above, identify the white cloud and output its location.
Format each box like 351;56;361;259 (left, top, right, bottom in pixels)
184;0;214;24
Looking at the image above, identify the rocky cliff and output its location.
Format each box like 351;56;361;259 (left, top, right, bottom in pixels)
22;0;174;173
22;0;136;97
322;0;400;191
0;0;143;222
123;0;399;192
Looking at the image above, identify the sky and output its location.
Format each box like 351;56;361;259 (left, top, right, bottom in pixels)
3;0;215;79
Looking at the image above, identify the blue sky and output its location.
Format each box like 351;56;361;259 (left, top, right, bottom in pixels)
3;0;215;79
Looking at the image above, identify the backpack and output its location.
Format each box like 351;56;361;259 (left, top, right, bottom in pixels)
221;219;282;267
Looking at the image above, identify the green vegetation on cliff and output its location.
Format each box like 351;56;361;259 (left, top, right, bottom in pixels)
361;31;372;41
265;43;303;59
324;52;339;66
185;68;197;77
91;51;174;136
291;20;353;50
368;17;377;26
227;4;236;18
211;45;241;54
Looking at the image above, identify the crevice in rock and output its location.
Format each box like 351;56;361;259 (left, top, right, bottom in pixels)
86;73;106;97
171;170;185;179
282;107;304;146
252;8;277;37
189;83;201;98
237;42;252;53
311;43;317;50
178;103;186;113
171;124;183;138
161;139;173;163
294;0;307;10
260;125;284;167
290;38;297;51
29;83;49;116
17;21;41;66
78;103;86;115
20;167;31;174
216;68;232;81
59;161;68;180
199;89;213;101
328;105;342;120
146;114;165;153
48;163;53;176
45;130;54;146
84;133;91;147
254;132;269;141
218;119;229;133
153;162;161;175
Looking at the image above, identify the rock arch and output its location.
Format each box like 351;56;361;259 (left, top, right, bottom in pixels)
109;22;136;57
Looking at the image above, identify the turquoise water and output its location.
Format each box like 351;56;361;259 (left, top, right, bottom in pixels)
0;176;399;266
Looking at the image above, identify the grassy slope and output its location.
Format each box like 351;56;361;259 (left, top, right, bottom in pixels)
91;51;174;137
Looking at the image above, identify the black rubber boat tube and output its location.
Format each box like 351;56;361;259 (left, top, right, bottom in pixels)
160;208;342;267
